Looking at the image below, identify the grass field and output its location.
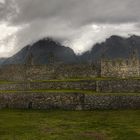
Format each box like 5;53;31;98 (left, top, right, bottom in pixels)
0;110;139;140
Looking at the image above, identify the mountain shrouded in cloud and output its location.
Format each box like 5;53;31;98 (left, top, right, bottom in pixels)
3;35;140;65
80;35;140;63
0;0;140;57
3;38;78;65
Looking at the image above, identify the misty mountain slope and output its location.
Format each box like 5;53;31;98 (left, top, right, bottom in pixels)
2;35;140;65
3;38;78;65
0;58;7;65
80;35;140;62
3;46;31;65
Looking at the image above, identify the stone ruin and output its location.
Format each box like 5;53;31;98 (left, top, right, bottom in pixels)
101;50;140;78
0;50;140;82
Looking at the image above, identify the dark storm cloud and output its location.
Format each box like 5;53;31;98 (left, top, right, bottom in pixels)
0;0;15;22
6;0;140;26
0;0;140;57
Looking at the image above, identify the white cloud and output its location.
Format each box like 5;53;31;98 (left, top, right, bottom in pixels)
0;0;140;57
0;22;20;57
1;22;140;57
0;0;5;4
63;23;140;54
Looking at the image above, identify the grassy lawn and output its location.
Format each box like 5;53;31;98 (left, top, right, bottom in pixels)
0;110;139;140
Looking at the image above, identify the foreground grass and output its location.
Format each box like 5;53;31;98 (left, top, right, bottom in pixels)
0;110;139;140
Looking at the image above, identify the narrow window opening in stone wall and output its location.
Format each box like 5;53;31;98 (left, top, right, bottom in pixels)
28;102;32;109
126;60;129;65
5;103;9;108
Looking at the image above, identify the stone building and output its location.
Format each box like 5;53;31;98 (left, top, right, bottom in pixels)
101;50;140;78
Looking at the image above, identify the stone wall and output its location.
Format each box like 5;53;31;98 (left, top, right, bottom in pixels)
0;65;26;81
0;81;96;91
0;64;99;81
55;64;99;79
26;64;99;80
97;79;140;93
1;80;140;93
84;94;140;110
101;52;140;78
0;92;139;110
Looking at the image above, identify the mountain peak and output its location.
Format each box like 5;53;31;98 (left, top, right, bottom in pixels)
1;35;140;65
106;35;125;42
31;38;62;48
2;38;78;65
81;35;140;62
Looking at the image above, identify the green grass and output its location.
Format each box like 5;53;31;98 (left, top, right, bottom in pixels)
31;77;140;82
0;109;139;140
0;89;140;96
0;89;96;94
1;76;140;84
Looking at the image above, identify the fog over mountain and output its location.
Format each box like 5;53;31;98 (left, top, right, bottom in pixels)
0;0;140;57
3;38;78;65
2;35;140;65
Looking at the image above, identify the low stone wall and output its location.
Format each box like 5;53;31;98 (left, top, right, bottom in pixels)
0;81;96;91
0;64;99;81
0;92;139;110
0;92;84;110
84;95;140;109
98;80;140;93
1;79;140;93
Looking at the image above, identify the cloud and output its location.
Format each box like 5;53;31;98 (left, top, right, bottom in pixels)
9;0;140;25
0;0;140;57
0;0;5;4
64;23;140;54
0;22;19;57
0;0;18;22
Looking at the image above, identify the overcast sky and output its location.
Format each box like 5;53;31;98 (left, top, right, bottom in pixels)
0;0;140;57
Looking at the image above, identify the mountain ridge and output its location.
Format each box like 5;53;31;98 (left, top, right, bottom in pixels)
2;38;79;65
1;35;140;65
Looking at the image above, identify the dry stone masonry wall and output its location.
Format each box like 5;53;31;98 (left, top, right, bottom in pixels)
0;64;99;81
101;50;140;78
0;52;140;110
0;80;140;93
0;92;139;110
